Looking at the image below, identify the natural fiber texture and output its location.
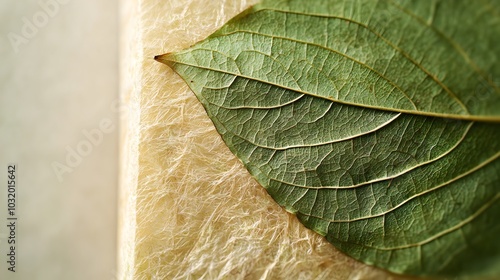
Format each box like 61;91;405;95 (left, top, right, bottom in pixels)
118;0;409;279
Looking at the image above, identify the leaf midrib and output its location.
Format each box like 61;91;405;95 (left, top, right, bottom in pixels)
163;57;500;122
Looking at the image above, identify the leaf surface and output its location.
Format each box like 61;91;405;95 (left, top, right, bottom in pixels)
156;0;500;277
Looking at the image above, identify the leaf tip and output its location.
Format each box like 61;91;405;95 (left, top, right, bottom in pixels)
154;53;175;68
153;54;162;61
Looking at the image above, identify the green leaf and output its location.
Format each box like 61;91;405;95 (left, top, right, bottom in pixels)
156;0;500;277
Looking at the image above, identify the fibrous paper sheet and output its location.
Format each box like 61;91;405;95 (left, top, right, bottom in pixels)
118;0;408;279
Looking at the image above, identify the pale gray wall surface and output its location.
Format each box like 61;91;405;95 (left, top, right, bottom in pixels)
0;1;118;279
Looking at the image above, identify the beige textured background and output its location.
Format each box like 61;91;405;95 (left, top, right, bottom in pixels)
0;1;118;279
119;0;408;279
